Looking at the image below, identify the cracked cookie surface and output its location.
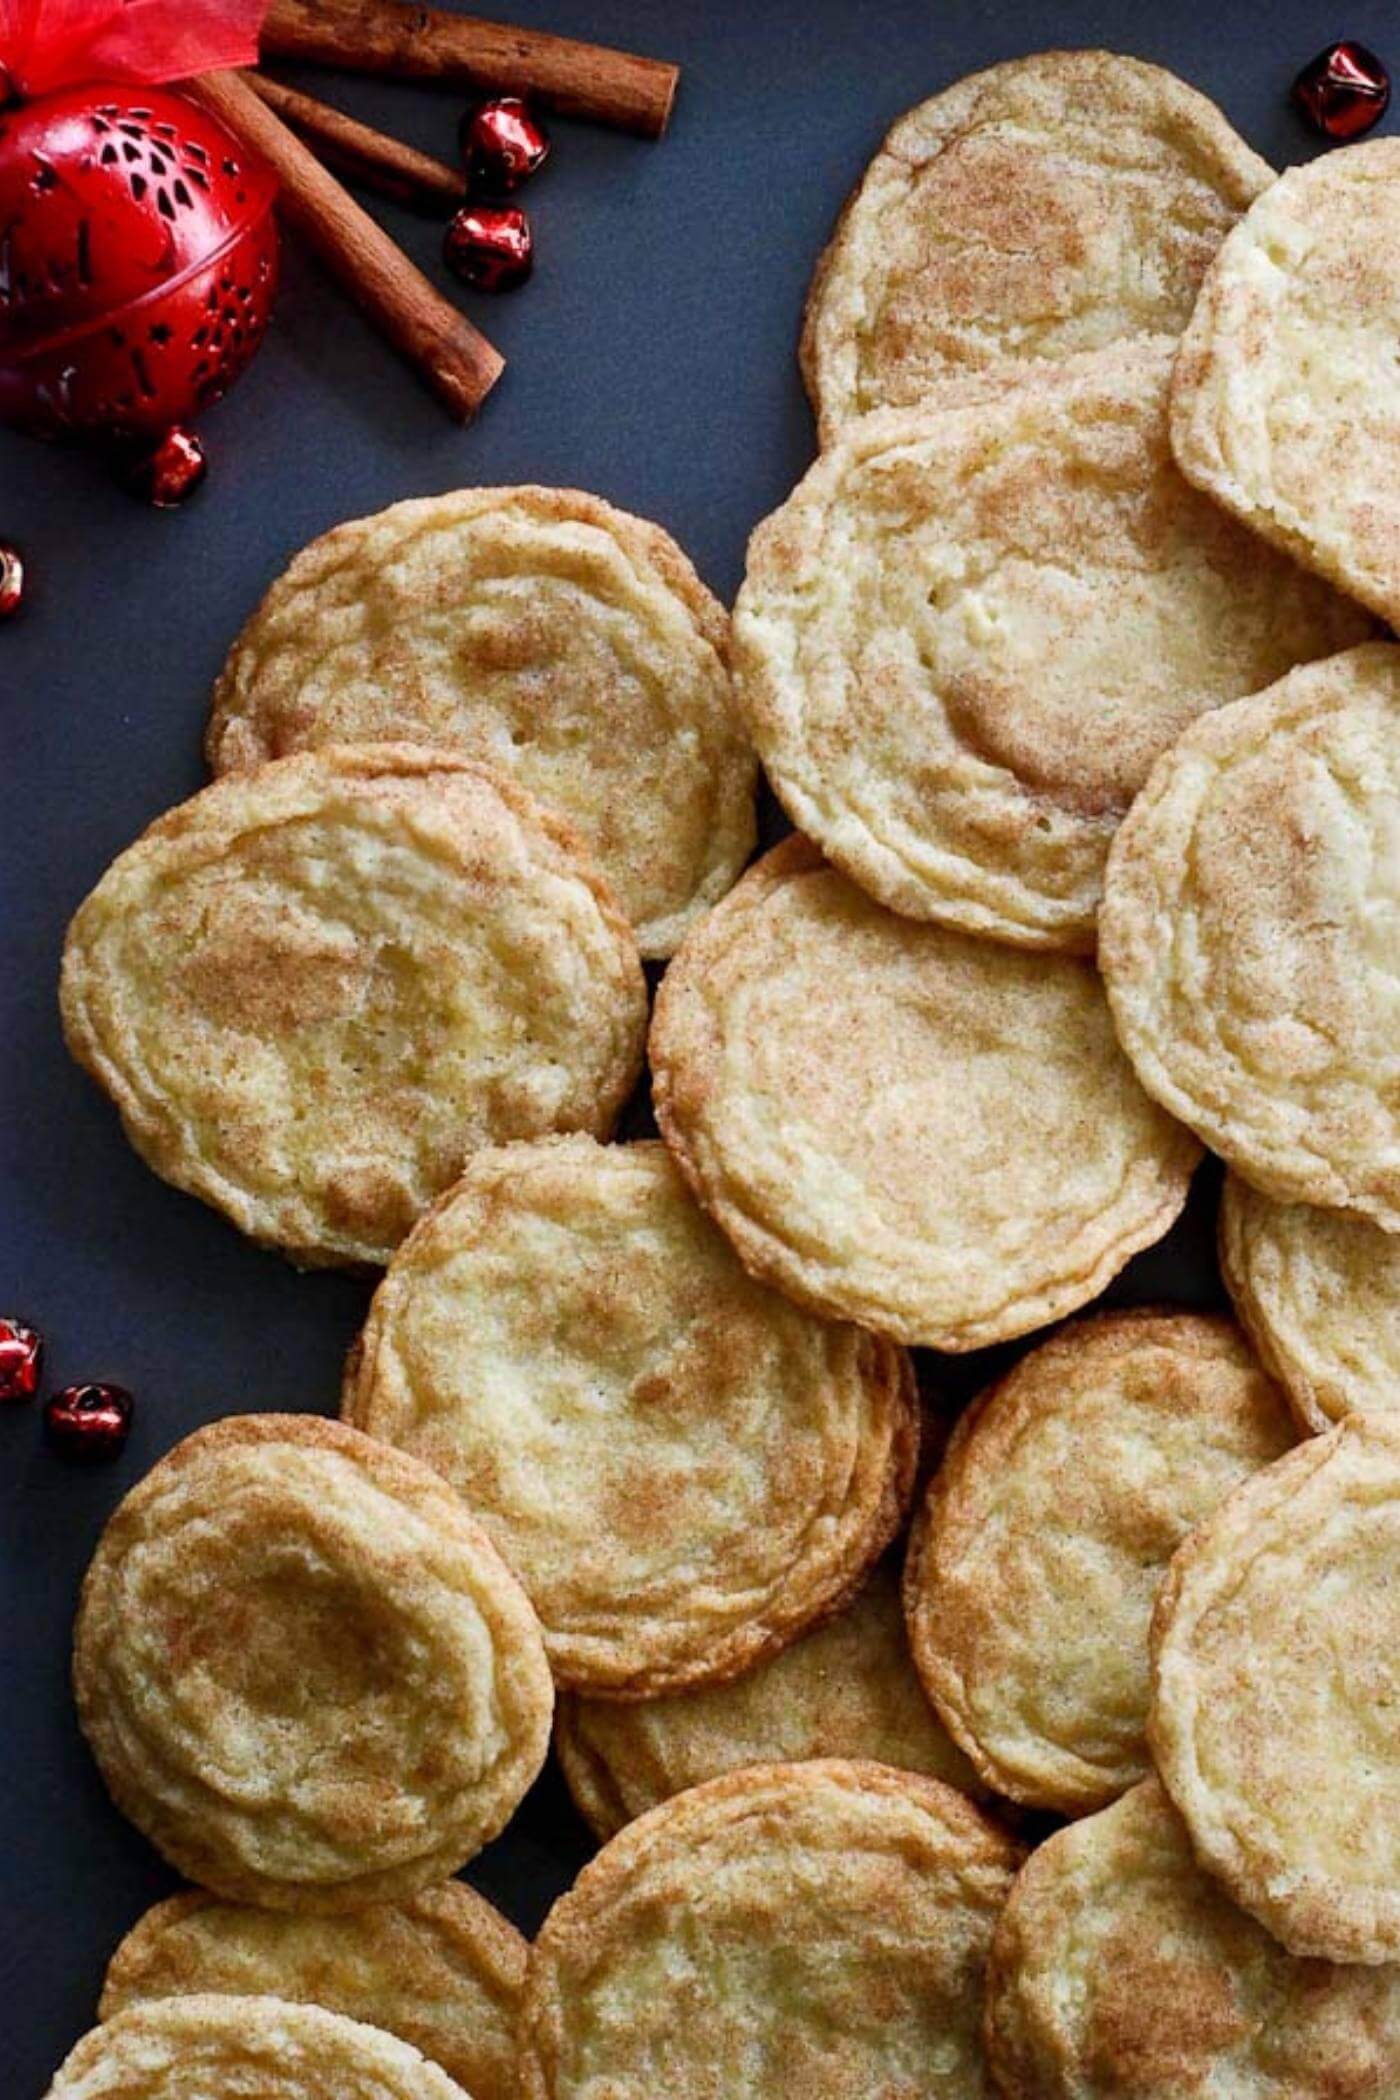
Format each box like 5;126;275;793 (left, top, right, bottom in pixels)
801;50;1271;441
519;1760;1023;2099
73;1415;553;1912
209;488;756;958
1150;1415;1400;1964
651;836;1200;1348
737;343;1366;950
61;744;647;1268
1100;644;1400;1229
345;1136;917;1697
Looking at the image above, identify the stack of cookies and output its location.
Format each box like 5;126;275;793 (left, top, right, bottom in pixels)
45;49;1400;2100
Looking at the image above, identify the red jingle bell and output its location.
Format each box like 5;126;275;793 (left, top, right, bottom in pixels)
444;203;533;292
44;1381;133;1462
120;422;207;506
0;540;24;618
1293;41;1391;141
0;83;279;444
0;1317;43;1401
459;97;550;194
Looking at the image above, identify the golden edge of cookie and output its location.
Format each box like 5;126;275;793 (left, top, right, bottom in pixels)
1148;1417;1400;1964
72;1413;554;1912
343;1160;922;1699
1217;1175;1335;1437
206;487;757;961
801;49;1273;445
1169;145;1400;627
901;1307;1217;1814
651;834;1199;1349
552;1699;632;1842
97;1879;528;2020
59;744;648;1272
517;1758;1025;2100
47;1993;472;2098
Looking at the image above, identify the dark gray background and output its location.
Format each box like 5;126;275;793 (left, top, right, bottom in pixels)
1;3;1385;2088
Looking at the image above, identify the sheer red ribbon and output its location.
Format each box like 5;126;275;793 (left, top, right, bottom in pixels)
0;0;267;96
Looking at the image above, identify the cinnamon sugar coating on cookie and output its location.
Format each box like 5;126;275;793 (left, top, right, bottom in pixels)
345;1137;917;1696
99;1883;525;2100
208;488;755;957
651;837;1199;1348
905;1311;1295;1814
73;1415;553;1912
60;744;647;1268
520;1760;1022;2098
802;50;1271;439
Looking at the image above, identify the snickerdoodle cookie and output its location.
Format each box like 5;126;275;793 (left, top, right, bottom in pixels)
1151;1415;1400;1963
904;1312;1294;1814
73;1415;553;1912
801;51;1271;441
60;745;646;1268
519;1760;1023;2098
207;488;755;957
1100;644;1400;1229
344;1137;917;1696
1220;1172;1400;1434
985;1778;1400;2100
44;1995;470;2099
1172;139;1400;626
554;1564;980;1839
99;1883;525;2100
736;342;1368;949
650;836;1200;1349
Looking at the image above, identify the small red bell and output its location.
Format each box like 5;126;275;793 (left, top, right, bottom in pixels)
444;203;533;292
0;83;279;444
0;541;24;619
459;97;550;194
1293;41;1391;141
44;1381;134;1462
120;423;207;505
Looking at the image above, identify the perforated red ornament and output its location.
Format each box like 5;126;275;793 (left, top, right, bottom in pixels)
0;83;279;442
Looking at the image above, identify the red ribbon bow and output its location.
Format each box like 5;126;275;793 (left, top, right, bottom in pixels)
0;0;267;97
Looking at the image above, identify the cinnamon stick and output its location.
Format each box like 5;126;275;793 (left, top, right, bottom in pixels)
188;70;502;422
261;0;679;138
245;70;466;212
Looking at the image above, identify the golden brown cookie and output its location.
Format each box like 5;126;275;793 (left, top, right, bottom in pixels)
801;51;1271;441
344;1136;917;1696
1172;138;1400;626
207;488;756;958
650;836;1200;1349
554;1564;981;1838
44;1994;471;2098
736;342;1366;949
99;1883;524;2100
1221;1172;1400;1436
985;1778;1400;2100
60;745;646;1268
1151;1415;1400;1963
73;1414;553;1912
904;1312;1294;1815
519;1760;1023;2098
1100;645;1400;1230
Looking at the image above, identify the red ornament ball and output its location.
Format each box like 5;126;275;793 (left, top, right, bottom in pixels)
120;423;207;506
0;1317;43;1403
444;203;533;292
0;84;279;445
44;1382;133;1462
459;97;549;194
1293;40;1391;140
0;541;24;620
